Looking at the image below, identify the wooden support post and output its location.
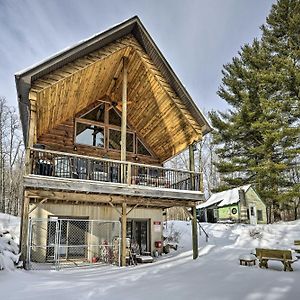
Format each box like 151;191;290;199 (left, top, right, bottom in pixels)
121;57;128;162
191;206;198;259
27;198;47;215
189;144;195;190
189;143;198;259
121;202;127;267
20;192;30;263
26;93;37;173
127;162;131;185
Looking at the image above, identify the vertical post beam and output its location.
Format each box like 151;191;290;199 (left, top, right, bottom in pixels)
25;93;37;175
121;57;128;162
21;92;37;267
191;206;198;259
189;144;195;190
189;143;198;259
121;202;127;266
20;192;30;264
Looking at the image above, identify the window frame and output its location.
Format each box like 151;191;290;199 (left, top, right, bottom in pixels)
108;127;135;153
257;209;263;221
74;102;156;159
136;138;153;157
74;118;105;149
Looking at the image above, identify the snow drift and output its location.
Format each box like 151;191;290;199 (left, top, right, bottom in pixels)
0;213;21;270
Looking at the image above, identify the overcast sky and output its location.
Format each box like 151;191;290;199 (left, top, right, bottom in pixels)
0;0;275;113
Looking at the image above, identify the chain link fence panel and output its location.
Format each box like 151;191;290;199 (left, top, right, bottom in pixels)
27;217;121;270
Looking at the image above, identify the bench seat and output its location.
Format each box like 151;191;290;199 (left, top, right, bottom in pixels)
255;248;297;271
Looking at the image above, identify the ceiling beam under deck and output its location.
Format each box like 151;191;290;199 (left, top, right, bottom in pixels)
25;189;198;209
24;175;204;202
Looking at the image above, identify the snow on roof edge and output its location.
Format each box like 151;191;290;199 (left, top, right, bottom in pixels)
197;184;252;209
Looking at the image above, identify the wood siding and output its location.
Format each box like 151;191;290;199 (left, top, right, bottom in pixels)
30;34;203;162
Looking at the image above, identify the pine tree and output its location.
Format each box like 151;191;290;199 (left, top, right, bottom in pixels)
210;0;300;222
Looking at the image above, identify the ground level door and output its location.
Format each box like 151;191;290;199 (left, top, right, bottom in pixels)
249;205;257;225
126;219;150;253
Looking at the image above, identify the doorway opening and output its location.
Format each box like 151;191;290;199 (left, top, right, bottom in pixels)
126;219;150;253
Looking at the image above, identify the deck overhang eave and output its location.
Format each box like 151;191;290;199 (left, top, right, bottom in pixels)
24;175;204;207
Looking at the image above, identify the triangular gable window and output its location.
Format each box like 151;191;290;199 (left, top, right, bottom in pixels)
81;103;105;123
137;139;151;156
109;107;121;126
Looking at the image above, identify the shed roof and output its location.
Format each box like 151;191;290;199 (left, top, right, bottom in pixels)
197;185;252;209
15;16;212;161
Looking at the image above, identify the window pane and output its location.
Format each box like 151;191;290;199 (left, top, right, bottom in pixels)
137;139;151;156
127;132;134;152
109;130;134;152
109;129;121;150
257;210;263;221
81;103;105;123
76;122;104;147
109;108;121;126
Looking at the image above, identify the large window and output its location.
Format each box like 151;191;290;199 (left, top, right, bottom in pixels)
75;102;153;157
76;122;104;148
137;139;151;156
109;129;134;152
81;103;105;123
109;129;121;150
109;107;121;126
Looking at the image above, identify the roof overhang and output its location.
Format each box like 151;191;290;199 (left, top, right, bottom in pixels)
15;16;212;155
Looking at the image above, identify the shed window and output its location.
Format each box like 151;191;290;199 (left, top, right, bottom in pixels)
257;210;263;221
76;122;104;148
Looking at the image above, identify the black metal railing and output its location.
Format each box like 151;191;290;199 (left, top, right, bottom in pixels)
29;148;202;192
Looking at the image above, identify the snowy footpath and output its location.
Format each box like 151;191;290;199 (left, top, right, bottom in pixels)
1;217;300;300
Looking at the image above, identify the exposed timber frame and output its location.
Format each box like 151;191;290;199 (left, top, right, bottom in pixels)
20;92;37;262
121;57;128;162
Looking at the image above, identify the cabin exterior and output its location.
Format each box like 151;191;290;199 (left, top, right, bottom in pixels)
15;17;211;268
197;185;267;224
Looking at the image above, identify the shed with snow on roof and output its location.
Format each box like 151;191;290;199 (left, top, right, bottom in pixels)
197;185;267;224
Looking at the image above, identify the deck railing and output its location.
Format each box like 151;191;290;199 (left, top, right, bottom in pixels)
28;148;202;192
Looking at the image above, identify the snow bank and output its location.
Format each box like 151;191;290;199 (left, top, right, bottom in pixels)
0;219;299;300
0;213;21;270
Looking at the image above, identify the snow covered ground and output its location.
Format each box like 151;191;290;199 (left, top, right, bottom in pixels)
0;216;300;300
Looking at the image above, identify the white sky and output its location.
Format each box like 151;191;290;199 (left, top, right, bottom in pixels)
0;0;275;112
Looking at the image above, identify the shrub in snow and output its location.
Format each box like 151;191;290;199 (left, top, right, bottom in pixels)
163;222;181;253
248;228;263;240
0;230;20;270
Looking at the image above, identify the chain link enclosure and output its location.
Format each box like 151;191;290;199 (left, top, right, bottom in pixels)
27;217;121;270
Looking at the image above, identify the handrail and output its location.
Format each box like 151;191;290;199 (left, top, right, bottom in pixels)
29;147;201;175
29;147;202;191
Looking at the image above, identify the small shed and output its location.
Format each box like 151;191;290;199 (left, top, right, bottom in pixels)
197;185;267;224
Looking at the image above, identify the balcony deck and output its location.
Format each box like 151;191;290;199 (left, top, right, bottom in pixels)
24;148;204;207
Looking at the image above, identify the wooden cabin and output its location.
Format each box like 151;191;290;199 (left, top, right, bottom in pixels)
15;16;212;267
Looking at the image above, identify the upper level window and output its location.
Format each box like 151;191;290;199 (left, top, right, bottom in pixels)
137;139;151;156
109;129;121;150
76;122;104;148
82;103;105;123
75;102;153;157
109;107;121;126
109;129;134;152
